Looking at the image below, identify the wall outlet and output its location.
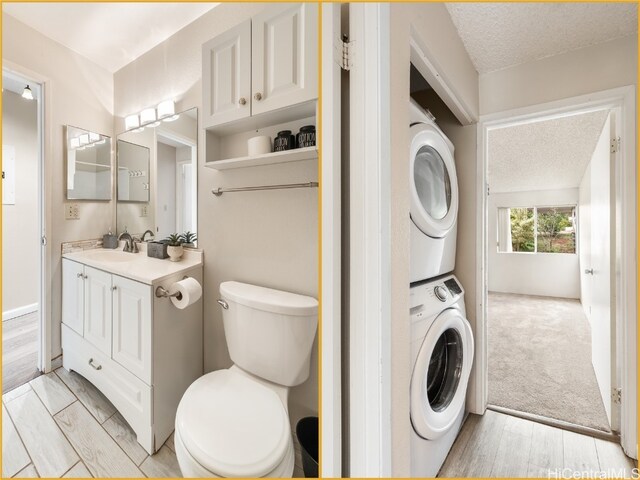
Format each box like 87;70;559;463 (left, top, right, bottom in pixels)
140;205;148;217
65;203;80;220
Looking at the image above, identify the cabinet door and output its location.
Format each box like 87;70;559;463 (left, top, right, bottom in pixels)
202;19;251;128
62;259;85;336
112;275;152;384
251;3;318;115
83;266;112;356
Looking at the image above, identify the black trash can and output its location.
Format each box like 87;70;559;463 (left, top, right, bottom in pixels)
295;416;318;478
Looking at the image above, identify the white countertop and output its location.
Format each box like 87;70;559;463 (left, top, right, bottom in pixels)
63;244;203;285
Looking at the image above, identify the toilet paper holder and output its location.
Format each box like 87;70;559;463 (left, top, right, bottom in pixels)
155;276;189;300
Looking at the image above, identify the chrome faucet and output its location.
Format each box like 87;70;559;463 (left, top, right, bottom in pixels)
141;230;155;242
118;232;133;252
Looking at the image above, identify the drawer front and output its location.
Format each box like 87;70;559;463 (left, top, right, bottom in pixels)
62;325;152;440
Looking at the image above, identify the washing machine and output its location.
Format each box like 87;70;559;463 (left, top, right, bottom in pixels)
410;274;474;477
410;98;459;283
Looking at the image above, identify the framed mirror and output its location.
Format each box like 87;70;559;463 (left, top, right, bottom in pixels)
116;107;197;245
66;125;112;200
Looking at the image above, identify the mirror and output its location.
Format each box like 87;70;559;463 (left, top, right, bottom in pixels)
116;107;197;245
66;126;112;200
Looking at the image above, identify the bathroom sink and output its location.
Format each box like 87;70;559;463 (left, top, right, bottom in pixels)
85;250;135;263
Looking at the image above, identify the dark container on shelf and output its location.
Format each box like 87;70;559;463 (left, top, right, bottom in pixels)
147;241;169;259
274;130;295;152
296;125;316;148
295;417;318;478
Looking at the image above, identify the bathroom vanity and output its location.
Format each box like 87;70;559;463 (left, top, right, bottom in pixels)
61;247;203;454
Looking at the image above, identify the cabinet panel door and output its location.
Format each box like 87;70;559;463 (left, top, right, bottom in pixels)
111;275;152;384
83;267;112;355
202;19;251;128
62;259;85;336
251;3;318;115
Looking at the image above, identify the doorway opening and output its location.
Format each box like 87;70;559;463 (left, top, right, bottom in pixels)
485;107;617;434
2;69;44;393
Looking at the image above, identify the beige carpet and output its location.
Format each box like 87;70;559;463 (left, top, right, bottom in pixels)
488;292;610;432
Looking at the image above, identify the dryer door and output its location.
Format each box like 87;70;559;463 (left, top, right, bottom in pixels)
410;123;458;239
410;308;473;440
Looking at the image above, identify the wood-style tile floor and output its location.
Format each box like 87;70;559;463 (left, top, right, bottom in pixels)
438;410;637;478
2;366;307;478
2;313;41;393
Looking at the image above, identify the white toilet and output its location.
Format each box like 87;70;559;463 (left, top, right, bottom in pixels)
174;281;318;478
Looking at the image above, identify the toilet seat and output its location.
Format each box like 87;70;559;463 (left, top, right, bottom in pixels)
175;369;290;477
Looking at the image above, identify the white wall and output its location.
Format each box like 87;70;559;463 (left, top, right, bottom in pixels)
2;90;39;316
488;188;580;299
480;35;637;115
113;3;318;430
578;163;592;319
389;4;478;475
3;13;115;356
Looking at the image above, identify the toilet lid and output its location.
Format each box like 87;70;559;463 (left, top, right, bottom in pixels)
176;369;290;477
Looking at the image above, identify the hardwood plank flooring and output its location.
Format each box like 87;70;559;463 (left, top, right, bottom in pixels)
139;445;182;477
439;411;637;478
2;404;31;477
54;401;144;478
55;367;116;423
13;464;39;478
30;372;76;415
62;462;93;478
4;390;79;477
102;412;149;466
2;312;41;393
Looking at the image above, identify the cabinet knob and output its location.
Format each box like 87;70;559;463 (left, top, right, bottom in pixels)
238;97;246;106
112;286;117;291
254;92;263;101
77;273;83;278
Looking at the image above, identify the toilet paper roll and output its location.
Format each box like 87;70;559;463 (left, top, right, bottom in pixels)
248;135;272;156
169;277;202;309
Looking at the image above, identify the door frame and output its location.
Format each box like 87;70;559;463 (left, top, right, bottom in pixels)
3;61;52;374
474;85;637;459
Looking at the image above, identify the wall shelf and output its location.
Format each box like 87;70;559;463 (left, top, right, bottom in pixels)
204;146;317;171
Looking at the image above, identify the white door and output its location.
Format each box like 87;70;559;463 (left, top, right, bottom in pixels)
61;259;84;336
202;19;251;128
589;113;617;428
251;3;318;116
84;266;112;356
111;275;152;384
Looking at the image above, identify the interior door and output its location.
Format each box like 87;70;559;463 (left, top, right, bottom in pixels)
589;112;617;428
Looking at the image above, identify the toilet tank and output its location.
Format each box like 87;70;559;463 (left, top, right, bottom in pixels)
219;281;318;387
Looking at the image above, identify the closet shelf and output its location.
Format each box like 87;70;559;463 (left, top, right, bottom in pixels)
204;146;318;171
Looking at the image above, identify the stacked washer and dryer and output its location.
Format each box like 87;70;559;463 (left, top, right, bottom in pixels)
408;98;475;477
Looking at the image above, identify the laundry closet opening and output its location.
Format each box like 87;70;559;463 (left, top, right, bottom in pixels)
485;108;619;435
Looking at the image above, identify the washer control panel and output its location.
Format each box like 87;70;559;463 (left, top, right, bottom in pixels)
409;274;464;318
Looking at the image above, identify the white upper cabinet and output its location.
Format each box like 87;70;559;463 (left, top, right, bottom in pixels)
62;259;85;336
202;19;251;128
202;3;318;129
111;275;152;384
251;3;318;116
83;266;113;356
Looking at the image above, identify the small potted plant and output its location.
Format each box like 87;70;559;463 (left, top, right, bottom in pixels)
164;233;184;262
180;231;197;248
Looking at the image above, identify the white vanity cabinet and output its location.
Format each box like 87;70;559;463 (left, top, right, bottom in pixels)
61;254;203;455
202;3;318;128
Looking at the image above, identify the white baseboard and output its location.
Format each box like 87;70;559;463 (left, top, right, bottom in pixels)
2;303;39;322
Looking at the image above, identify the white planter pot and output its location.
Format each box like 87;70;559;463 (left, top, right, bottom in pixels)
167;245;184;262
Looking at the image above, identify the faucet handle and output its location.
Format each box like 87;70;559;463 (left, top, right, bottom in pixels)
132;241;139;254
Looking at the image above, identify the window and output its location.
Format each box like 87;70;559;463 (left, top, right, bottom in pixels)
497;206;576;254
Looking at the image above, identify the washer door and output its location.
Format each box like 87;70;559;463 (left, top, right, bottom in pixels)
410;123;458;239
411;308;474;440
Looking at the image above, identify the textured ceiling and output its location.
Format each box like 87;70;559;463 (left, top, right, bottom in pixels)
488;110;609;193
3;3;218;73
445;3;637;73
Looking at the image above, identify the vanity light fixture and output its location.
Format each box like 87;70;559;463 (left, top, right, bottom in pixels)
157;99;179;122
125;114;140;131
140;107;161;128
79;133;90;145
22;85;34;100
70;137;80;149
